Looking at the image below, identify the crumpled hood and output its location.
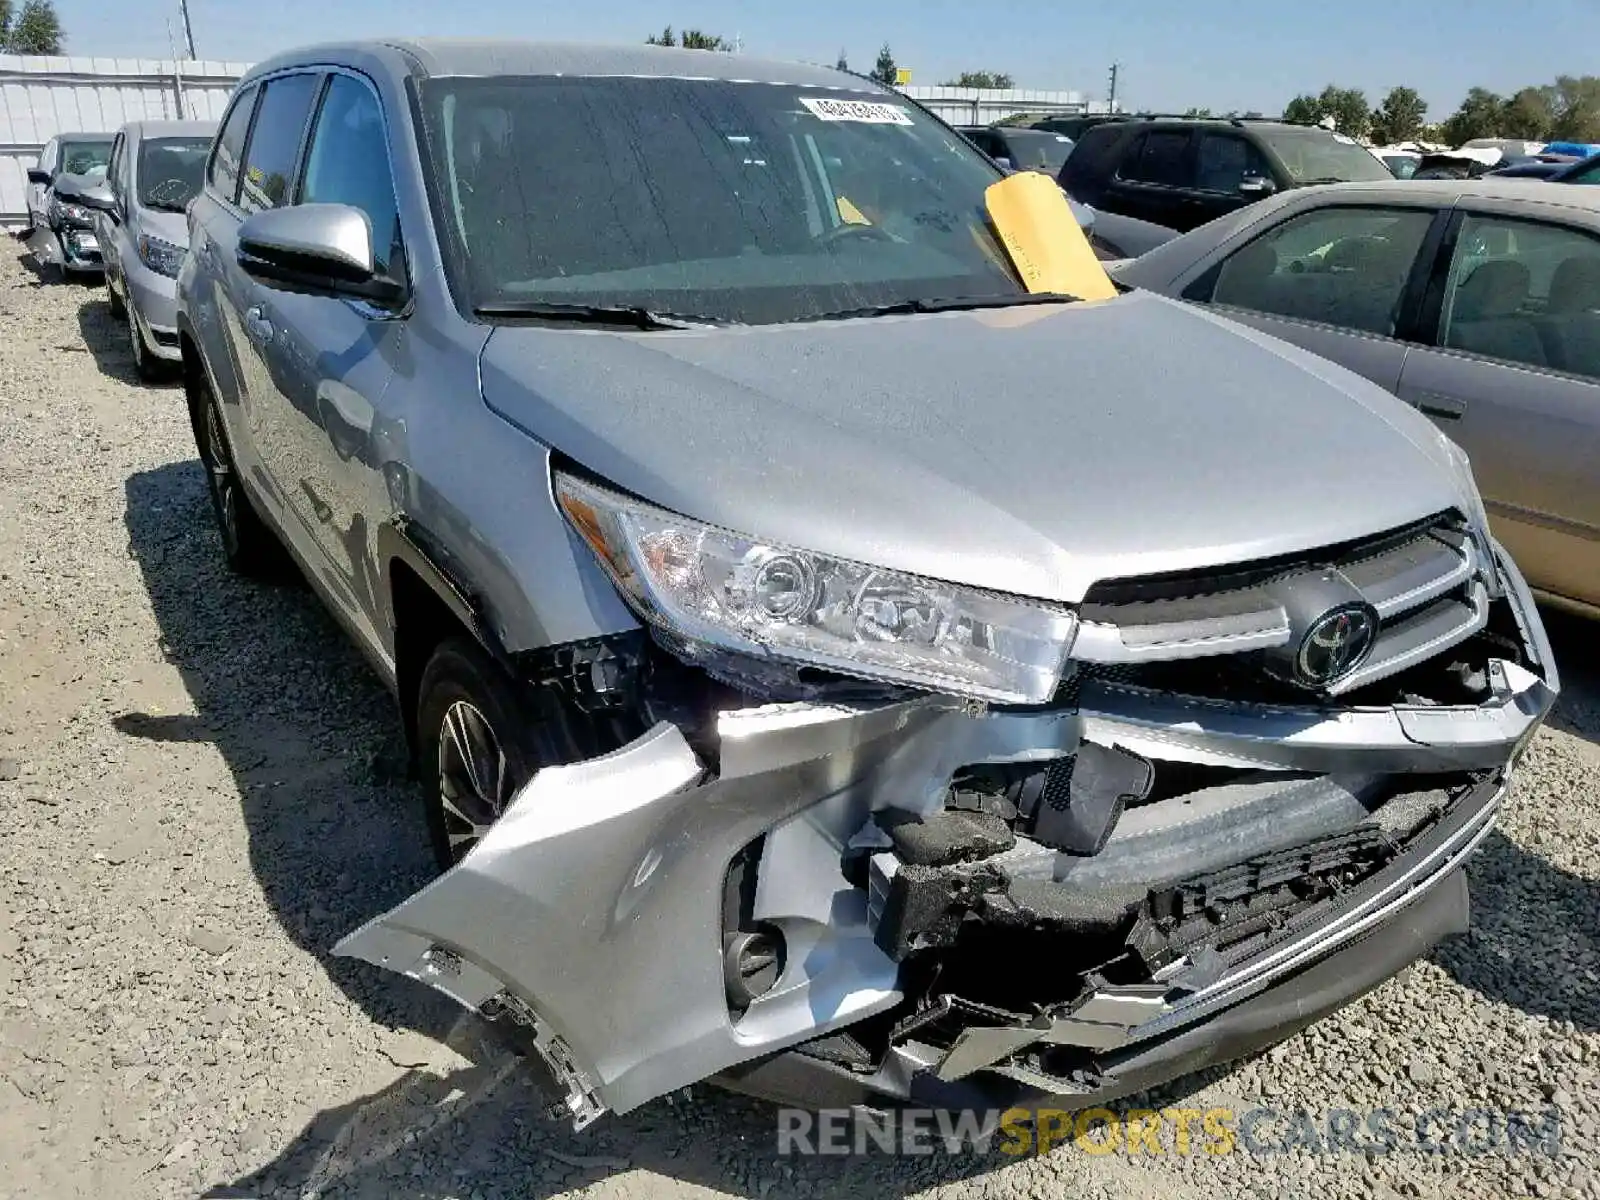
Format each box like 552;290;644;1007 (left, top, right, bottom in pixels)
479;290;1467;604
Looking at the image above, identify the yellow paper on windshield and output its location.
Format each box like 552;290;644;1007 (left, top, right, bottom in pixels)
984;172;1117;301
836;196;872;226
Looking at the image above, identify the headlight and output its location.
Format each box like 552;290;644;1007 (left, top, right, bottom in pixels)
137;234;185;279
555;473;1077;704
51;200;92;226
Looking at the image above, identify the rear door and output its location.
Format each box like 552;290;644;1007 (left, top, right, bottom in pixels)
1180;201;1441;391
1395;207;1600;609
1102;129;1200;229
220;71;325;560
186;85;262;483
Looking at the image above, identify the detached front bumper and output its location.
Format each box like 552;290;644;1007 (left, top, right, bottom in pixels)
27;223;102;273
335;544;1556;1125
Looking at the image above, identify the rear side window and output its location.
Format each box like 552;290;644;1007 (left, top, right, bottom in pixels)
1440;214;1600;377
210;84;258;202
239;73;321;214
1122;131;1192;187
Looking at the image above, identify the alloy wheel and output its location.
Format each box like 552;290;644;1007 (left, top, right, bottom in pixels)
436;699;514;862
201;394;241;558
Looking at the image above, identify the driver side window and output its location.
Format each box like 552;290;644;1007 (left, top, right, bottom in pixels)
1205;205;1434;336
299;73;402;277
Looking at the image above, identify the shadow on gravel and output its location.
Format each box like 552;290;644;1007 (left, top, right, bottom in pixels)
1538;606;1600;744
123;460;458;1043
204;1025;995;1200
1431;830;1600;1034
74;292;146;386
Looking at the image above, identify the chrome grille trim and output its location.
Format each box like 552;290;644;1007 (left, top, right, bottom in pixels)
1070;523;1483;682
1325;581;1490;695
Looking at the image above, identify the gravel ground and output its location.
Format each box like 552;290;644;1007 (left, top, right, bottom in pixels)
0;240;1596;1200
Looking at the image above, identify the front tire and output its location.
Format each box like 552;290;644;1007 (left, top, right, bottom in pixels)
193;372;280;576
416;638;566;871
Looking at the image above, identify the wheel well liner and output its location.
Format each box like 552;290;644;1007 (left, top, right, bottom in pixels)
381;519;510;760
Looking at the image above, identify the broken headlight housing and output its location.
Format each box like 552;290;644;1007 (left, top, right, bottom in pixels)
555;473;1076;704
137;233;185;279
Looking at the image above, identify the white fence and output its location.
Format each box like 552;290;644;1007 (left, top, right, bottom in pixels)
901;86;1100;126
0;55;246;227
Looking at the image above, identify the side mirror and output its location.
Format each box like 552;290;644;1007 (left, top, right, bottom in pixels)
27;167;51;186
1238;175;1277;196
236;203;404;306
995;156;1015;173
53;173;116;212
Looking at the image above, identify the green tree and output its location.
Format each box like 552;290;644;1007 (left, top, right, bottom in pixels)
1282;93;1323;125
944;70;1014;89
835;48;848;71
870;43;898;86
680;29;730;51
1549;74;1600;142
1370;86;1427;144
1500;86;1556;139
1441;87;1505;146
6;0;61;54
645;26;731;51
1318;84;1369;137
0;1;12;46
1183;106;1214;118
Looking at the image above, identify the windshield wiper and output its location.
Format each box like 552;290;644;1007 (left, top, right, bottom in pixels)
793;291;1085;323
472;300;726;330
1298;176;1359;185
142;200;189;213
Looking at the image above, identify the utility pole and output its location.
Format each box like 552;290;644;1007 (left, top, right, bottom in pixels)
178;0;197;59
1107;62;1120;113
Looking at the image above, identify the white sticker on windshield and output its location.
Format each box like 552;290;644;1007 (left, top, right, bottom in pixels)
798;96;914;125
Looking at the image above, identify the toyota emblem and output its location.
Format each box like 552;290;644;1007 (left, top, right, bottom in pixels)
1295;603;1380;687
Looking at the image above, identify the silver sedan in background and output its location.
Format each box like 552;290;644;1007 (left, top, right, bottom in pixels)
91;120;217;379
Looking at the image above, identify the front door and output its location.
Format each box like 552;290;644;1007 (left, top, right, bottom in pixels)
241;70;407;655
1191;132;1272;228
1187;203;1439;391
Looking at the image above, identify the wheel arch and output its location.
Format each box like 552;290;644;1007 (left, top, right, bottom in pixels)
380;518;516;764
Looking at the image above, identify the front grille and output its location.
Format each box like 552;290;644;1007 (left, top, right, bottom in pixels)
1081;512;1452;606
1071;515;1487;695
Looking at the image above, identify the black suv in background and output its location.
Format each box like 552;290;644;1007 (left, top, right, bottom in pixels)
1060;117;1393;232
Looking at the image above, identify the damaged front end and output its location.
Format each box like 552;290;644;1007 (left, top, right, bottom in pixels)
336;512;1557;1127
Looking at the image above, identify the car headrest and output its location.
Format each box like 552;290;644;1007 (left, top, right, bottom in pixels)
1454;259;1530;321
1547;255;1600;314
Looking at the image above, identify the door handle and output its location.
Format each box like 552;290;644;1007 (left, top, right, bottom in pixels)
1414;392;1465;420
244;305;274;344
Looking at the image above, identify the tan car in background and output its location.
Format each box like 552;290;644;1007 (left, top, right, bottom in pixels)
1115;178;1600;617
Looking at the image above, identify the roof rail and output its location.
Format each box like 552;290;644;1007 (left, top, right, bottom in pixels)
1047;112;1312;127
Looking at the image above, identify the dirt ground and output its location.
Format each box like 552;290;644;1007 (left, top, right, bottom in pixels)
0;242;1596;1199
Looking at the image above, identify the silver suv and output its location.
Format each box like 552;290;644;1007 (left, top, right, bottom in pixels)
176;40;1557;1127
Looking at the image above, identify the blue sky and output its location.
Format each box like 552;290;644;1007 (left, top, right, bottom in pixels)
53;0;1600;117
